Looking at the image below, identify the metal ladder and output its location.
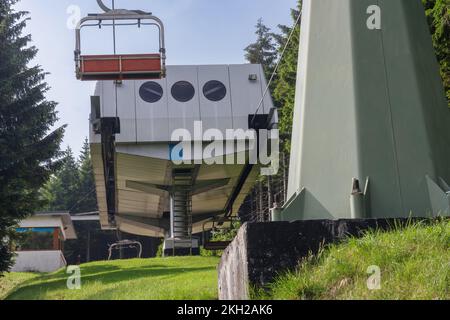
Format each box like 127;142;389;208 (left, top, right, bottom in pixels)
171;168;194;255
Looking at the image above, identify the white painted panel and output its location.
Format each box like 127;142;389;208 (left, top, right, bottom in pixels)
90;82;104;144
198;65;233;133
19;217;64;236
116;81;137;143
11;251;66;273
98;81;113;117
229;64;265;130
258;64;274;112
89;84;102;144
135;79;170;142
167;65;201;139
98;81;137;143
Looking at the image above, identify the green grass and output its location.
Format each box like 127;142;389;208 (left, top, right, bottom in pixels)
3;221;449;300
0;272;38;300
254;220;450;300
2;256;220;300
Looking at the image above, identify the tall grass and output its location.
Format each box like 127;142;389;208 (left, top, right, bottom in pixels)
254;219;449;300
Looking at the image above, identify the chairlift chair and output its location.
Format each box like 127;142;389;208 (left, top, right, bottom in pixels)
75;0;166;81
108;239;143;260
202;217;238;251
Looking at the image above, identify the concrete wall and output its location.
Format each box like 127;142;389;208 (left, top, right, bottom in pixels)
218;219;430;300
11;251;67;273
218;225;249;300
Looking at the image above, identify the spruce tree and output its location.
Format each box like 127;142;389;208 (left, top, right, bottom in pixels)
41;139;99;264
244;18;278;79
0;0;65;274
422;0;450;105
42;147;79;212
74;138;97;214
272;2;302;154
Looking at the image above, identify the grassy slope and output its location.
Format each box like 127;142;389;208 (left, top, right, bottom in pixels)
255;220;450;300
2;256;220;300
2;222;449;300
0;273;38;300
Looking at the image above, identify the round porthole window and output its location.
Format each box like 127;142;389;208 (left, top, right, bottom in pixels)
203;80;227;102
171;81;195;102
139;81;163;103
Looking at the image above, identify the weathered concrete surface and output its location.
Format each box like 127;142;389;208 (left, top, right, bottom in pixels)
218;218;430;300
218;225;249;300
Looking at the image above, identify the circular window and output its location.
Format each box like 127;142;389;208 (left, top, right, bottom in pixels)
171;81;195;102
203;80;227;102
139;81;163;103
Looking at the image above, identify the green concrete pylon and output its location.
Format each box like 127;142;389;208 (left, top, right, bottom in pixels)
282;0;450;220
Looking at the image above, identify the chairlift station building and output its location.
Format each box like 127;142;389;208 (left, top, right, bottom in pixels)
89;64;276;254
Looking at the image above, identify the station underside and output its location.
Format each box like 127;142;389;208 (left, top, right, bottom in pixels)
91;143;260;237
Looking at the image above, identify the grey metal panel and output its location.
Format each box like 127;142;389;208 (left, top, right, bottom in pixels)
198;65;233;133
349;0;404;217
284;0;450;220
99;81;137;143
286;0;360;219
258;64;273;114
93;65;273;144
98;81;114;117
167;65;201;139
89;83;102;144
135;78;170;142
374;0;447;215
117;81;137;143
229;64;266;130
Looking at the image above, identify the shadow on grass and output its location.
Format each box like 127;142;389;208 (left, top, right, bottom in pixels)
7;265;215;300
82;284;217;301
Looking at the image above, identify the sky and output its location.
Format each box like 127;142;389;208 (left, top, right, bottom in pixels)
13;0;297;156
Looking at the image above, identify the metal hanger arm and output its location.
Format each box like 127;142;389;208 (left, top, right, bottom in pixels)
97;0;111;12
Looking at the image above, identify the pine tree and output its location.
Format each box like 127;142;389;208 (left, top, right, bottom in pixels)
272;2;302;154
242;11;301;222
422;0;450;105
42;147;80;212
0;0;65;274
41;139;99;264
74;138;97;214
244;18;278;79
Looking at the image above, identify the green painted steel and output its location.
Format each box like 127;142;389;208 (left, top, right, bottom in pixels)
283;0;450;220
